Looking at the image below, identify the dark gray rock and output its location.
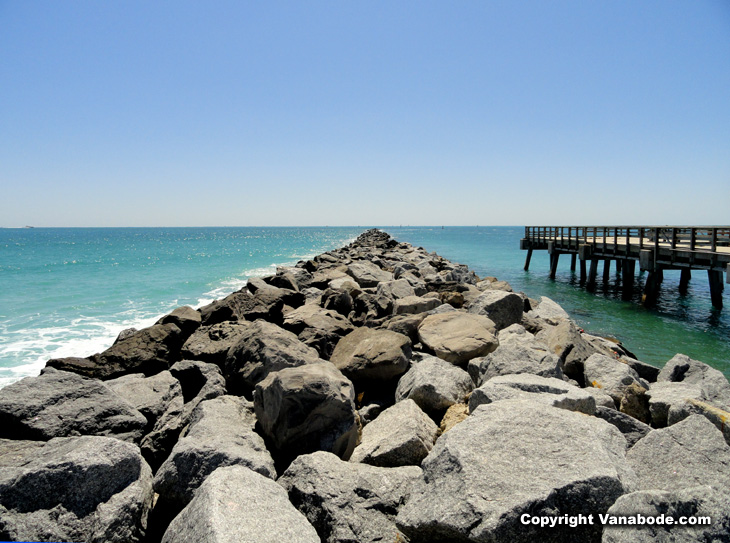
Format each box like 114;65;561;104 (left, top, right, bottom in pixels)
467;290;525;330
0;436;153;543
279;451;422;543
198;288;283;326
658;353;730;409
395;355;474;416
153;396;276;513
602;486;730;543
180;321;250;366
0;368;147;442
396;399;636;543
157;305;201;337
417;312;498;366
254;362;358;465
282;303;355;359
320;286;355;317
645;381;705;428
627;414;730;492
161;465;319;543
224;320;321;395
247;276;306;311
47;323;184;379
383;313;428;344
350;399;438;467
542;320;601;385
346;261;393;287
594;406;652;448
376;278;417;300
330;327;412;386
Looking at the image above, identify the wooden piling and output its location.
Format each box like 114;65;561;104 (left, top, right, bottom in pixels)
679;268;691;294
524;249;533;271
708;270;724;309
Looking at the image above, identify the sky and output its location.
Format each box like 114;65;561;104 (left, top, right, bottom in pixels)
1;1;728;227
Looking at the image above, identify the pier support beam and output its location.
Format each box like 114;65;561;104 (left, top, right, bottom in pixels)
570;254;577;272
549;253;560;279
603;259;611;283
642;271;661;306
587;259;599;291
621;260;635;300
709;270;724;309
523;249;533;271
579;259;587;284
679;269;691;294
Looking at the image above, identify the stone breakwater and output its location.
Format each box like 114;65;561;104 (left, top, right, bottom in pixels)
1;228;729;543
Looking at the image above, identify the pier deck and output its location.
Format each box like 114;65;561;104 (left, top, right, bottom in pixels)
520;226;729;309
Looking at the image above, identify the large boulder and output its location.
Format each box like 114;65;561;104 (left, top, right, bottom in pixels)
350;399;438;467
330;327;412;386
254;362;358;465
468;327;563;385
626;414;730;492
467;290;524;330
345;261;393;287
584;353;648;405
0;368;147;442
180;321;250;366
667;398;730;446
282;303;355;359
247;277;306;310
279;451;422;543
161;466;319;543
198;289;283;326
224;320;321;395
376;278;417;300
107;370;184;468
527;296;570;324
645;381;706;428
657;353;730;409
395;355;474;416
47;323;184;379
156;305;201;337
0;436;153;543
594;406;652;448
396;399;636;543
394;295;441;315
468;373;596;416
541;320;600;385
153;396;276;513
417;312;499;366
602;486;730;543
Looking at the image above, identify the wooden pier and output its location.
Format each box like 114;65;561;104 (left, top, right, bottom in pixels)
520;226;730;309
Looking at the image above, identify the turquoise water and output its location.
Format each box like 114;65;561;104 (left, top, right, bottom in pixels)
1;226;728;388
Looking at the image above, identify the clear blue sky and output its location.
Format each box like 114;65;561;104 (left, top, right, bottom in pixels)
1;1;728;226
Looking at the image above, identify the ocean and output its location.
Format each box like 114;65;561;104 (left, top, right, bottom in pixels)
1;226;728;388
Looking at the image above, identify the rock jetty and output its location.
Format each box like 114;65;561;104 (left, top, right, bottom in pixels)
1;228;729;542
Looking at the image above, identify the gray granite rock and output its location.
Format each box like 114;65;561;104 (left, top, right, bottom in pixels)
346;261;393;287
180;321;249;366
417;312;498;366
395;355;474;415
157;305;202;337
668;398;730;445
627;414;730;492
254;362;358;464
153;396;275;513
161;466;319;543
225;319;321;394
396;399;636;543
351;399;438;467
282;303;355;359
601;486;730;543
658;353;730;410
279;451;422;543
376;278;417;300
645;381;706;428
584;353;648;405
542;320;600;384
594;406;652;448
0;436;153;543
330;327;412;385
527;296;570;324
394;295;441;315
0;368;147;442
467;289;524;330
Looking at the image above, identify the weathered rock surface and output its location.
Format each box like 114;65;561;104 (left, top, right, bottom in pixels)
376;278;417;300
161;465;319;543
584;353;648;405
330;327;412;385
627;415;730;492
396;399;636;543
467;290;524;330
417;312;498;365
542;320;600;384
156;305;201;337
395;355;474;416
0;436;153;543
594;406;652;448
602;486;730;543
279;451;422;543
468;373;597;415
346;261;393;288
225;320;321;394
394;295;441;315
254;362;358;464
153;396;275;512
658;353;730;409
47;323;184;379
180;321;249;366
527;296;570;324
0;368;147;442
282;303;355;359
351;399;438;467
645;381;706;428
199;288;283;326
667;398;730;445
